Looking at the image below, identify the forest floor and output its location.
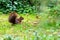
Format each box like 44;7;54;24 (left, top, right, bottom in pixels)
0;14;60;40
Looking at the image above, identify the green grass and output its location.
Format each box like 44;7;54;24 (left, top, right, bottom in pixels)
0;13;60;40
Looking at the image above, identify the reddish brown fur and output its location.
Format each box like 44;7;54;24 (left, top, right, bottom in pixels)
9;11;18;24
9;12;24;24
15;16;24;24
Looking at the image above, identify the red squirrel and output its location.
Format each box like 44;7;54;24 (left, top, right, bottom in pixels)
9;11;24;24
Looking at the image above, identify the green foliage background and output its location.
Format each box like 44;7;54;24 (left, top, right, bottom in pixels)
0;0;36;14
0;0;60;13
